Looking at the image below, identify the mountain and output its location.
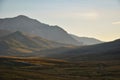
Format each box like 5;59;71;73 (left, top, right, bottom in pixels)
0;31;72;56
0;15;81;45
45;39;120;61
70;34;103;45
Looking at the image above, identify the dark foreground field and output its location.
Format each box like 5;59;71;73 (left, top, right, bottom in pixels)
0;57;120;80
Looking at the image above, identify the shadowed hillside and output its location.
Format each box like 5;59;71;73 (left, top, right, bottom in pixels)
45;39;120;61
0;29;12;37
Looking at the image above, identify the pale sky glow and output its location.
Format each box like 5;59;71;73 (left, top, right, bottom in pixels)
66;12;99;20
112;21;120;24
0;0;120;41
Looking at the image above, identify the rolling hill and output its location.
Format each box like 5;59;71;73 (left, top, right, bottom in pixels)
0;31;72;56
45;39;120;61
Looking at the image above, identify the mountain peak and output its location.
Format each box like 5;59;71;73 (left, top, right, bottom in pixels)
16;15;28;18
15;15;30;20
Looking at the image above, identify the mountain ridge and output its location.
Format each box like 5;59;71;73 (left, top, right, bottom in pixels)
70;34;103;45
0;15;82;45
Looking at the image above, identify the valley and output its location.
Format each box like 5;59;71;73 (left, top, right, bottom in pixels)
0;15;119;80
0;57;120;80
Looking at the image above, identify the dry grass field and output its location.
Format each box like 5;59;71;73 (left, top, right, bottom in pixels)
0;57;120;80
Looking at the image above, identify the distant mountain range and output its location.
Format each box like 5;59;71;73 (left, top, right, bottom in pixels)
45;39;120;61
0;15;82;46
70;34;103;45
0;15;119;62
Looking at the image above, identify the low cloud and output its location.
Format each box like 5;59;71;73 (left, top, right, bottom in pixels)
112;21;120;24
78;12;99;20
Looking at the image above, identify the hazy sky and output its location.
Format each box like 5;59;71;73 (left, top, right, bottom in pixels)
0;0;120;41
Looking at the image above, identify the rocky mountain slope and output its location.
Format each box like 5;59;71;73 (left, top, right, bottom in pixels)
0;15;81;45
